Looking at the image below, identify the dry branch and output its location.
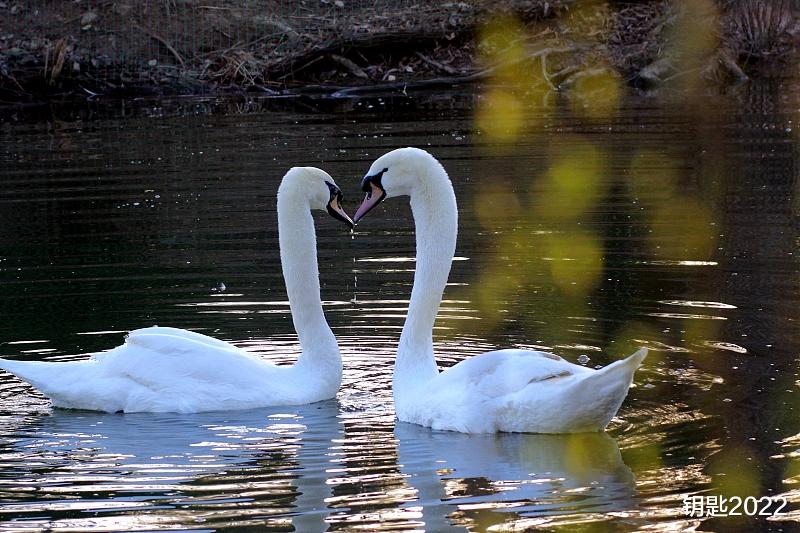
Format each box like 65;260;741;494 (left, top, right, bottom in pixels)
328;45;579;97
134;25;185;65
329;54;368;78
415;52;461;75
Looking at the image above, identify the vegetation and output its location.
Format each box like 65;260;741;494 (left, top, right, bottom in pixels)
0;0;797;101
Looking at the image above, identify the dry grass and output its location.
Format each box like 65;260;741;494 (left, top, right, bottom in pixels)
724;0;797;57
0;0;797;99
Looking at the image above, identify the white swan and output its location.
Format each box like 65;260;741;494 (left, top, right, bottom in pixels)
353;147;647;434
0;167;354;413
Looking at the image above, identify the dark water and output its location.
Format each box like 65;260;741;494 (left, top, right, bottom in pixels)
0;85;799;531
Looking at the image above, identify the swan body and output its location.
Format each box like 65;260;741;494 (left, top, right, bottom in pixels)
354;147;646;433
393;347;646;433
0;167;353;413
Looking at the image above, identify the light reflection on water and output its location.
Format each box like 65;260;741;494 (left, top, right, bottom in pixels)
0;85;799;531
1;403;342;531
395;424;636;531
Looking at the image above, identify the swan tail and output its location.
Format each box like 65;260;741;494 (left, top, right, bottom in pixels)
0;358;51;389
589;348;647;384
614;347;648;371
0;358;97;405
573;348;647;431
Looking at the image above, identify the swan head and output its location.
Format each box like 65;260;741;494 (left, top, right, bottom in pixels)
280;167;354;228
353;147;439;223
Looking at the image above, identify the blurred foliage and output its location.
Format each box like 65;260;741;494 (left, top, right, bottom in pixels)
568;68;623;120
650;199;717;260
447;4;800;528
710;446;761;499
620;441;663;476
610;321;663;361
628;150;680;199
561;433;623;478
475;87;526;143
535;142;605;221
545;231;604;297
454;5;794;522
475;14;551;145
667;0;721;92
464;7;725;356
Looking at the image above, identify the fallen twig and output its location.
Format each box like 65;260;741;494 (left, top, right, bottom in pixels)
551;64;580;83
134;25;185;65
2;71;25;92
718;51;749;82
268;29;460;78
637;56;673;85
415;52;460;75
47;38;68;84
328;45;579;97
278;55;325;80
328;69;491;97
329;54;368;78
539;53;556;90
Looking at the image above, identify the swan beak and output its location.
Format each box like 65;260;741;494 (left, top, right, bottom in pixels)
354;182;386;224
327;194;355;229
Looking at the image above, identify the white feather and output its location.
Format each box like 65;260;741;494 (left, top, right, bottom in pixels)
0;168;344;413
362;148;647;433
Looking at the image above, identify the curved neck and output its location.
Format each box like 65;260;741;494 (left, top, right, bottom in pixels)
277;192;338;364
395;162;458;391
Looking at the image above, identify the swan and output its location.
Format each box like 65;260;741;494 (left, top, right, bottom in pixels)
0;167;354;413
353;147;647;433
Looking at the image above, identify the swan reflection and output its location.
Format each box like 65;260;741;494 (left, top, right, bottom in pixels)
395;423;636;531
0;400;342;531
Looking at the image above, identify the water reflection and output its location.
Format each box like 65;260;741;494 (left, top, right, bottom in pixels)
396;423;635;531
2;83;800;530
0;401;342;531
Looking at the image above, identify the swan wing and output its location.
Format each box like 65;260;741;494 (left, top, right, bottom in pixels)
441;349;593;399
125;326;240;350
98;327;276;389
407;348;646;433
0;327;282;412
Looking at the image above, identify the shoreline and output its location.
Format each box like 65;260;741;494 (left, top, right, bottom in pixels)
1;1;797;105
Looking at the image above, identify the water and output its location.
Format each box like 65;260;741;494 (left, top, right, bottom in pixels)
0;85;799;531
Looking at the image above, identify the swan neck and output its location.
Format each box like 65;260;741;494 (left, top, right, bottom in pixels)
277;193;338;362
396;163;457;387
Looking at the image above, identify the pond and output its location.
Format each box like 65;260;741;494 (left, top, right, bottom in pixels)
0;84;799;531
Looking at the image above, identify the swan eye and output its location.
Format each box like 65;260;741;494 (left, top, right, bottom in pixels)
360;167;388;193
324;181;342;201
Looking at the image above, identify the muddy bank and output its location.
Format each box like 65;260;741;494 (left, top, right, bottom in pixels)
1;1;798;103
